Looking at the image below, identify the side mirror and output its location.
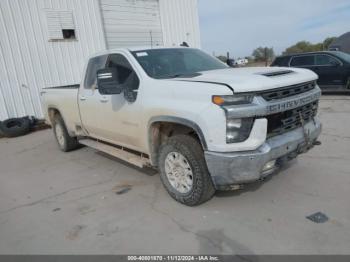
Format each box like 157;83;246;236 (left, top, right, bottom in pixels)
97;68;123;95
330;60;341;67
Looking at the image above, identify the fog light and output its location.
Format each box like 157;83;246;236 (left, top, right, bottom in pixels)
262;160;276;172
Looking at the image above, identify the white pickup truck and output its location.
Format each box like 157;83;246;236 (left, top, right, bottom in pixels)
42;47;322;206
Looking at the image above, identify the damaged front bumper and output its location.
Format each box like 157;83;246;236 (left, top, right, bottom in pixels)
205;118;322;190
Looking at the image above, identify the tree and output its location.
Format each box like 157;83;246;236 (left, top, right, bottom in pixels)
323;37;337;50
252;47;275;62
283;41;318;55
283;37;337;55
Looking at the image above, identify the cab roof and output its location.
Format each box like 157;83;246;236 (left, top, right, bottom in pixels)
89;46;192;58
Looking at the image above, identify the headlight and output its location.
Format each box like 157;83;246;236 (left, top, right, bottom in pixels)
226;118;254;143
212;94;253;106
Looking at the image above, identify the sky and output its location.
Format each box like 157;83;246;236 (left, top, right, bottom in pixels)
198;0;350;58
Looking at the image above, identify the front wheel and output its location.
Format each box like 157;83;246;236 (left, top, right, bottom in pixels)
158;135;215;206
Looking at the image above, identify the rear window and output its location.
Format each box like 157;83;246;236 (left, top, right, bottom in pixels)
271;56;290;67
290;55;315;67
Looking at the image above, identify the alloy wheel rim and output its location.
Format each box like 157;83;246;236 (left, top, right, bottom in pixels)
55;124;65;147
164;152;193;194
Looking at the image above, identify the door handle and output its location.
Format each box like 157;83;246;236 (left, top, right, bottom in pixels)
100;97;109;103
79;95;86;101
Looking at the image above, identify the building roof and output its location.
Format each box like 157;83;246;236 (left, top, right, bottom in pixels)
329;32;350;53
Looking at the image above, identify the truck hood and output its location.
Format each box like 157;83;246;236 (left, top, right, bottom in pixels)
174;67;318;93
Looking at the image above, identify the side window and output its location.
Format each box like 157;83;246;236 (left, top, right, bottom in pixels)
106;54;140;91
315;55;339;66
84;55;107;89
290;55;315;67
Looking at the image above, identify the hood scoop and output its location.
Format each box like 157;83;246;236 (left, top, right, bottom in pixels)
257;70;294;77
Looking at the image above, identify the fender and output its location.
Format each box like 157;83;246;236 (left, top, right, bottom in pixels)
148;115;208;153
147;116;208;163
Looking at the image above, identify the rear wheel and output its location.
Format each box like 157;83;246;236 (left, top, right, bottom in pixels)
52;114;79;152
158;135;215;206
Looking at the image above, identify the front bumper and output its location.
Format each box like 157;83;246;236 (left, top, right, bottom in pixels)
205;118;322;190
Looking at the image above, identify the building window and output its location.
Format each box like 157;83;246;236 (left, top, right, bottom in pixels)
62;29;76;40
45;10;76;41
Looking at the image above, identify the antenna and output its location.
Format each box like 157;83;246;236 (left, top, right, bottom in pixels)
149;30;153;49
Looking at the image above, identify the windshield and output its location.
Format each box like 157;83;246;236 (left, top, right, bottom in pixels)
334;51;350;63
131;48;228;79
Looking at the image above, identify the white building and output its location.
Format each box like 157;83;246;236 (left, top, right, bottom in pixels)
0;0;201;120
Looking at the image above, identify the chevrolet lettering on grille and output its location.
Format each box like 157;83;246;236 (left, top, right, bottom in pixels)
266;93;320;114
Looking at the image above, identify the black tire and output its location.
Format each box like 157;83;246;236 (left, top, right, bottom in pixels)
0;117;31;138
158;135;215;206
52;114;79;152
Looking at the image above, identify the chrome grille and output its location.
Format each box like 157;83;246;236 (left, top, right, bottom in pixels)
261;81;316;101
266;101;318;138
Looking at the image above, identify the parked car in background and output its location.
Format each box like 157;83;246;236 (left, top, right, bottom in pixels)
271;51;350;92
227;58;249;67
235;58;249;66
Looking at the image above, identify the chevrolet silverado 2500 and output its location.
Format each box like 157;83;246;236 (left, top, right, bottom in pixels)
41;47;322;206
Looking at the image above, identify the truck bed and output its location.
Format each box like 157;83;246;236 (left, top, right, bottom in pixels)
41;85;81;135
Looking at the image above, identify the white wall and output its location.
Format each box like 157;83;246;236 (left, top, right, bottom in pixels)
159;0;200;48
100;0;164;48
0;0;201;120
0;0;106;120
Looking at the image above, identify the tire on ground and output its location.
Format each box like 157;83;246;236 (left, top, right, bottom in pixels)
0;117;31;138
158;135;215;206
52;114;79;152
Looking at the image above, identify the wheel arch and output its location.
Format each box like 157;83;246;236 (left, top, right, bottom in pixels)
148;116;207;166
47;107;62;124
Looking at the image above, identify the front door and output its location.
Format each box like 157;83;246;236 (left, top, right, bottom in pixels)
94;53;143;151
78;55;108;138
314;54;345;87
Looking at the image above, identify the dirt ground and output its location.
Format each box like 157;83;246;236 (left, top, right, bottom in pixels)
0;95;349;255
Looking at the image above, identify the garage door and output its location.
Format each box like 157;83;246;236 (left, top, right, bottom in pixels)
100;0;163;48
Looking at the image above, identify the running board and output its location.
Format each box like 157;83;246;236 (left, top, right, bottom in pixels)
79;138;150;168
